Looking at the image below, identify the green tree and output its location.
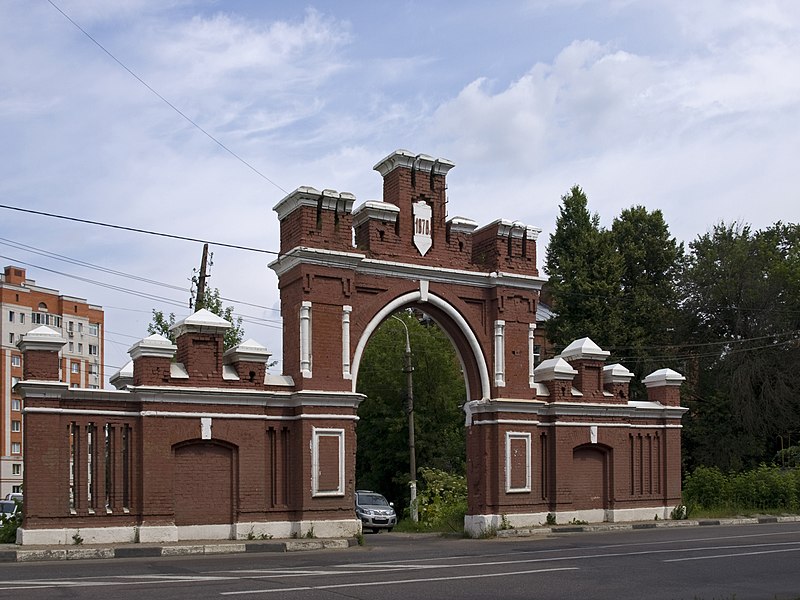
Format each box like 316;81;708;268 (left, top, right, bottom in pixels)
609;206;684;382
679;222;800;470
543;185;624;351
147;287;245;351
355;311;466;514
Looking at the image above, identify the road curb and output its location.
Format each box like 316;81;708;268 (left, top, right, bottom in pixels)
494;515;800;538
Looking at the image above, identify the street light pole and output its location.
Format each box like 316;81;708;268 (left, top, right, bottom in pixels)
392;314;417;522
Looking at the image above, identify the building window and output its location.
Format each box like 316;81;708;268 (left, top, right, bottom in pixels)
88;364;98;375
19;313;25;324
89;384;99;389
8;310;14;322
11;399;20;411
12;464;21;476
11;421;20;433
11;442;20;455
89;344;98;356
69;341;74;352
8;333;14;344
68;321;74;332
71;362;80;374
12;486;21;494
78;343;83;354
89;323;99;336
11;355;20;368
78;322;84;333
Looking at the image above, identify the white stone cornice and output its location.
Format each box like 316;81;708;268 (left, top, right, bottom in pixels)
351;201;400;229
643;368;686;388
447;216;479;234
533;357;578;381
223;338;271;365
474;219;542;241
373;149;455;177
268;246;546;291
17;325;66;352
13;380;70;399
273;186;356;221
463;396;688;421
561;337;610;361
128;333;177;360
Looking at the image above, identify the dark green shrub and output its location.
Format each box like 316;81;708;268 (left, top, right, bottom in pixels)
683;466;729;509
415;467;467;532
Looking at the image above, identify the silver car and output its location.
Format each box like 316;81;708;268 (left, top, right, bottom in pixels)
0;500;18;521
355;490;397;533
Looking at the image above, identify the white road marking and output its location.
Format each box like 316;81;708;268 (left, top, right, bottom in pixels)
219;566;580;595
664;547;800;562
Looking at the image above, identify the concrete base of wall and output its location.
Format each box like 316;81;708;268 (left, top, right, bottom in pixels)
17;519;362;546
235;519;360;540
464;505;680;537
17;526;139;546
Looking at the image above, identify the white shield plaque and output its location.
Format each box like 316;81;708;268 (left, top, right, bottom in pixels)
413;201;432;256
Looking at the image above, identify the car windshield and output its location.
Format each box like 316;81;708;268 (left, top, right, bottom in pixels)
357;493;389;506
0;501;16;514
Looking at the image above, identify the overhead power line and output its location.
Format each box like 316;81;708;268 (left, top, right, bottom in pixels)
0;204;279;256
46;0;289;195
0;237;282;314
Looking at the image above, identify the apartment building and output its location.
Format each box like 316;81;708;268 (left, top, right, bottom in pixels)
0;265;104;498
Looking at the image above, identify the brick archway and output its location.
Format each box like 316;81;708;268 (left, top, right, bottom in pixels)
271;150;687;536
350;291;491;400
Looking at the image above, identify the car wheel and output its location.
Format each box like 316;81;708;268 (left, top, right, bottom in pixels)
372;528;380;534
387;527;393;532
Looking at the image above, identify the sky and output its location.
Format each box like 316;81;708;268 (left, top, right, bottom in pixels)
1;0;798;386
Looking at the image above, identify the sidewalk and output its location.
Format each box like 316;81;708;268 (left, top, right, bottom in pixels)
0;536;357;563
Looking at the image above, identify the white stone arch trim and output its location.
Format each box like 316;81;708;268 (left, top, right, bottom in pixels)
350;290;491;400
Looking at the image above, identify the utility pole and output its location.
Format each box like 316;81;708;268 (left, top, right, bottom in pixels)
194;243;210;311
392;314;417;522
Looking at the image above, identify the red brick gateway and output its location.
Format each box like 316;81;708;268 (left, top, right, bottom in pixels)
16;150;687;544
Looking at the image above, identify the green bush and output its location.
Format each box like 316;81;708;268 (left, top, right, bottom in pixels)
683;466;729;509
0;505;21;544
415;467;467;532
683;464;800;512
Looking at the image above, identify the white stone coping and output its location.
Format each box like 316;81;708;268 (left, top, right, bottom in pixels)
473;218;542;241
373;149;455;177
351;201;400;228
561;336;610;361
17;325;66;351
128;333;176;360
273;186;356;220
603;363;634;383
533;357;578;381
642;368;686;388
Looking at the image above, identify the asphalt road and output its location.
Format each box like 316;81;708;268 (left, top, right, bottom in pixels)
2;522;800;599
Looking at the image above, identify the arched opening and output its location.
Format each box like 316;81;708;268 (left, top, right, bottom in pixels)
354;305;472;521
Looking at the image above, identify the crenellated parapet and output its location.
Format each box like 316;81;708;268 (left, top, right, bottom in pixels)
273;187;356;254
274;150;540;275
